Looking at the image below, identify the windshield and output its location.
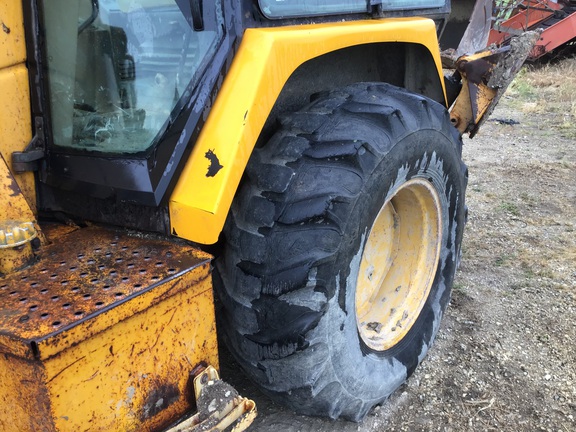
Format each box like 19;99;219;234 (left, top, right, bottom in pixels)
259;0;445;18
41;0;221;154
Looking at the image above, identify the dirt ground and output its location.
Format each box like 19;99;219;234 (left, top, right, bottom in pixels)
221;57;576;432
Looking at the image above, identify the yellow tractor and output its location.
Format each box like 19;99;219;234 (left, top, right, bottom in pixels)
0;0;535;430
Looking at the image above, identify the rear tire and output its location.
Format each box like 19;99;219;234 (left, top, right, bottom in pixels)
214;83;467;420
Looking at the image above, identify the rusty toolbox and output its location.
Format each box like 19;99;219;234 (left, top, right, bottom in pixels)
0;227;218;432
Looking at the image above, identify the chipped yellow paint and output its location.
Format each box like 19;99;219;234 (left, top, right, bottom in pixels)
355;179;442;351
449;49;498;136
169;18;445;244
0;0;26;69
0;1;36;212
0;227;219;431
0;153;36;229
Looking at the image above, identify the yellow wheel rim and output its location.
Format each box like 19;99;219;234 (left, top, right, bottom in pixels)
355;178;442;352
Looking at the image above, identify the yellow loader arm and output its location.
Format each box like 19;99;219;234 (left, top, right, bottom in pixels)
446;29;541;137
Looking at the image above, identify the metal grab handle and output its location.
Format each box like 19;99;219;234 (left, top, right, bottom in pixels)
192;0;204;31
78;0;99;34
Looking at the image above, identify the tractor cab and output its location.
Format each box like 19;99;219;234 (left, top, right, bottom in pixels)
21;1;224;208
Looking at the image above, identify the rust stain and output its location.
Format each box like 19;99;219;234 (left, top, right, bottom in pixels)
139;380;180;422
3;172;22;197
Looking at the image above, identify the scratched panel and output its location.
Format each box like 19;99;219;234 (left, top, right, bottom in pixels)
45;274;218;432
0;65;35;210
0;0;35;209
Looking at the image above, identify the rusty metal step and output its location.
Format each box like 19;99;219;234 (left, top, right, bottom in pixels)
0;226;211;358
0;226;219;431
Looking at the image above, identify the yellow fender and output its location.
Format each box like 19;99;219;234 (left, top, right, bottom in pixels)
169;18;446;244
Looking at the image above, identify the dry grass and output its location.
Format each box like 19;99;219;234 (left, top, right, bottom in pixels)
506;56;576;136
509;58;576;99
523;57;576;85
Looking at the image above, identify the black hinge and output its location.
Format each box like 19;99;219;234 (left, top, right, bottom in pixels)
12;117;46;173
371;3;385;18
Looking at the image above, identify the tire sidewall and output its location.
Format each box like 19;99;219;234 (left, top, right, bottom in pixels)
310;128;465;403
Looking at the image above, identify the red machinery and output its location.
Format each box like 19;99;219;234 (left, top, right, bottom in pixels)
490;0;576;59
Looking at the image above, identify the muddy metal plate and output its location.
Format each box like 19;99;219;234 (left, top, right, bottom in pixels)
0;227;211;359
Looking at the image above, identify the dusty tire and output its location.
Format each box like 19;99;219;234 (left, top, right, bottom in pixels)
214;83;467;420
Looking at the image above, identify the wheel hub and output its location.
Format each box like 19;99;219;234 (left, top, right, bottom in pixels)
355;178;442;352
